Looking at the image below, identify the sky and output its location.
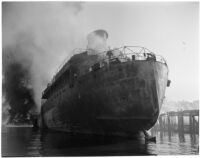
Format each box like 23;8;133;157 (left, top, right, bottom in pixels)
2;1;199;107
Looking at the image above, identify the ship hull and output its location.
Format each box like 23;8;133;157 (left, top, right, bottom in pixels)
40;60;168;135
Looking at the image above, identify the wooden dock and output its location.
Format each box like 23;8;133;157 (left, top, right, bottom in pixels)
151;110;199;134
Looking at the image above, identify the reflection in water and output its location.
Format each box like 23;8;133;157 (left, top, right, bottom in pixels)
32;129;155;156
152;130;199;155
1;127;199;156
178;132;185;143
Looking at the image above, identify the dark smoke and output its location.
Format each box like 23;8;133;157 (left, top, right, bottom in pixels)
2;2;86;123
2;47;36;123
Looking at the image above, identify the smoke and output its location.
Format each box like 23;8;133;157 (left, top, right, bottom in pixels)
2;60;35;122
2;2;86;117
87;30;109;54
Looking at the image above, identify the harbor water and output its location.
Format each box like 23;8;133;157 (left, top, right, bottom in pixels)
1;126;199;156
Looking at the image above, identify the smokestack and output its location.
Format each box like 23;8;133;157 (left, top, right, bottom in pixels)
87;29;109;55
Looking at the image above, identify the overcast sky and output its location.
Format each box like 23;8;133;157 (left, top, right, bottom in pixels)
3;2;199;102
80;2;199;101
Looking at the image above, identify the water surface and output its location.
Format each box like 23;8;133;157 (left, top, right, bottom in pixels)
1;126;199;156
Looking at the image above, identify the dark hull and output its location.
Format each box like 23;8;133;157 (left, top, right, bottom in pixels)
40;60;168;135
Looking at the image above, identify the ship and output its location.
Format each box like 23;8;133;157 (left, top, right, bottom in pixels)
38;30;170;136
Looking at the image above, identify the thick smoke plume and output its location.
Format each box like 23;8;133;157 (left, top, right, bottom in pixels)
3;56;35;122
2;2;86;120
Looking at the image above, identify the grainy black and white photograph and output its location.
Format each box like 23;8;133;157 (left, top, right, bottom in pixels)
1;1;199;157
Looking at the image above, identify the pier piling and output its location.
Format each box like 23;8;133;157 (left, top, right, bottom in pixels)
151;110;199;135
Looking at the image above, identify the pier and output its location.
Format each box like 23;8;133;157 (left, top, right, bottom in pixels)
151;110;199;134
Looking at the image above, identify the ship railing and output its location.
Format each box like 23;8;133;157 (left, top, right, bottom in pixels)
85;46;167;64
68;46;167;64
42;46;167;96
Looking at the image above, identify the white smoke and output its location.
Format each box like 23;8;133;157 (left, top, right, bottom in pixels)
87;30;109;54
2;2;87;112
